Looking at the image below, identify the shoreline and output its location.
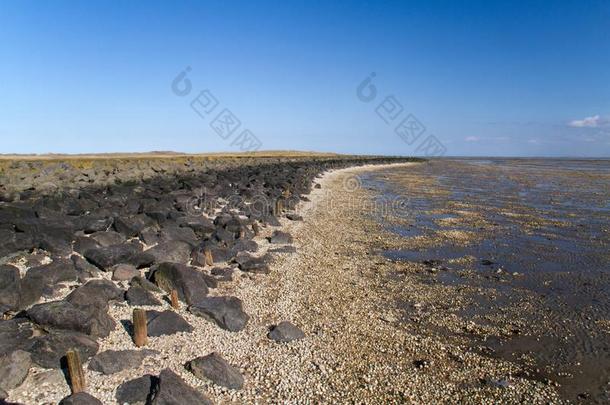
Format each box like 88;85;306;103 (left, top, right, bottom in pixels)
4;161;563;403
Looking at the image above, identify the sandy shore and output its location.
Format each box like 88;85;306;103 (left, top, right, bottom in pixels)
8;163;562;404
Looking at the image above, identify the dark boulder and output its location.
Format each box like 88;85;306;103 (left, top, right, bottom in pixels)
0;318;36;354
144;241;193;265
150;368;212;405
88;349;157;375
83;242;143;270
0;349;32;392
70;254;101;281
211;267;234;282
146;310;193;336
234;252;271;274
27;330;99;369
130;275;161;293
66;279;124;308
116;374;157;405
89;230;125;247
59;392;103;405
150;262;208;305
187;352;244;390
0;264;21;311
125;285;162;306
189;296;249;332
114;214;155;237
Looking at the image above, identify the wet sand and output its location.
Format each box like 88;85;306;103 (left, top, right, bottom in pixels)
363;159;609;403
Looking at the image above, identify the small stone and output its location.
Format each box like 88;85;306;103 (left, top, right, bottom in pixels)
116;374;157;405
268;230;293;244
268;321;305;342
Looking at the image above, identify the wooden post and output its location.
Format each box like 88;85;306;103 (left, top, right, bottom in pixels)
133;308;148;347
252;221;260;236
274;198;284;216
66;350;86;394
170;289;180;309
204;249;214;266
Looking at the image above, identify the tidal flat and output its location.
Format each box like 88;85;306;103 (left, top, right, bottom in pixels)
364;158;609;403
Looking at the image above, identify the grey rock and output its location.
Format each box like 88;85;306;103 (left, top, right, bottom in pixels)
114;215;154;237
83;242;142;270
19;259;78;308
66;279;124;308
130;275;161;292
187;352;244;390
116;374;157;405
234;252;270;274
112;264;140;281
89;230;125;247
268;230;293;244
125;285;162;306
0;318;36;354
268;321;305;342
0;264;21;311
88;349;157;375
27;300;92;335
211;267;233;282
150;368;212;405
146;310;193;336
59;392;103;405
286;213;303;221
150;262;208;305
27;330;99;368
70;254;101;281
0;349;32;392
144;241;193;265
189;296;249;332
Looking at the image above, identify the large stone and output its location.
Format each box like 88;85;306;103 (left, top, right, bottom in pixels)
27;330;99;369
189;296;249;332
70;254;101;281
65;279;124;308
0;319;36;354
116;374;157;405
83;242;143;270
130;275;161;292
89;230;125;247
125;285;162;306
268;321;305;342
19;259;78;308
234;252;271;274
144;241;193;265
88;349;157;375
150;368;212;405
268;230;293;244
0;264;21;311
187;352;244;390
150;262;208;305
146;310;193;336
27;300;91;335
114;215;155;237
59;392;103;405
0;350;32;392
112;263;140;281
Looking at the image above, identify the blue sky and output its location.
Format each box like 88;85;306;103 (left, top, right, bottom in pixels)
1;0;609;157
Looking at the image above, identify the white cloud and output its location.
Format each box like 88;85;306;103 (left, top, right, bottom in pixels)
568;114;609;128
527;139;540;144
465;136;479;142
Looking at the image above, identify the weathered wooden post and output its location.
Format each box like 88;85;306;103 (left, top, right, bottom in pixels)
170;289;180;309
203;248;214;266
66;349;86;394
133;308;148;347
252;221;260;236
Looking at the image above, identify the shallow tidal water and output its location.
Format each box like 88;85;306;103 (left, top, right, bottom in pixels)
364;158;610;402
